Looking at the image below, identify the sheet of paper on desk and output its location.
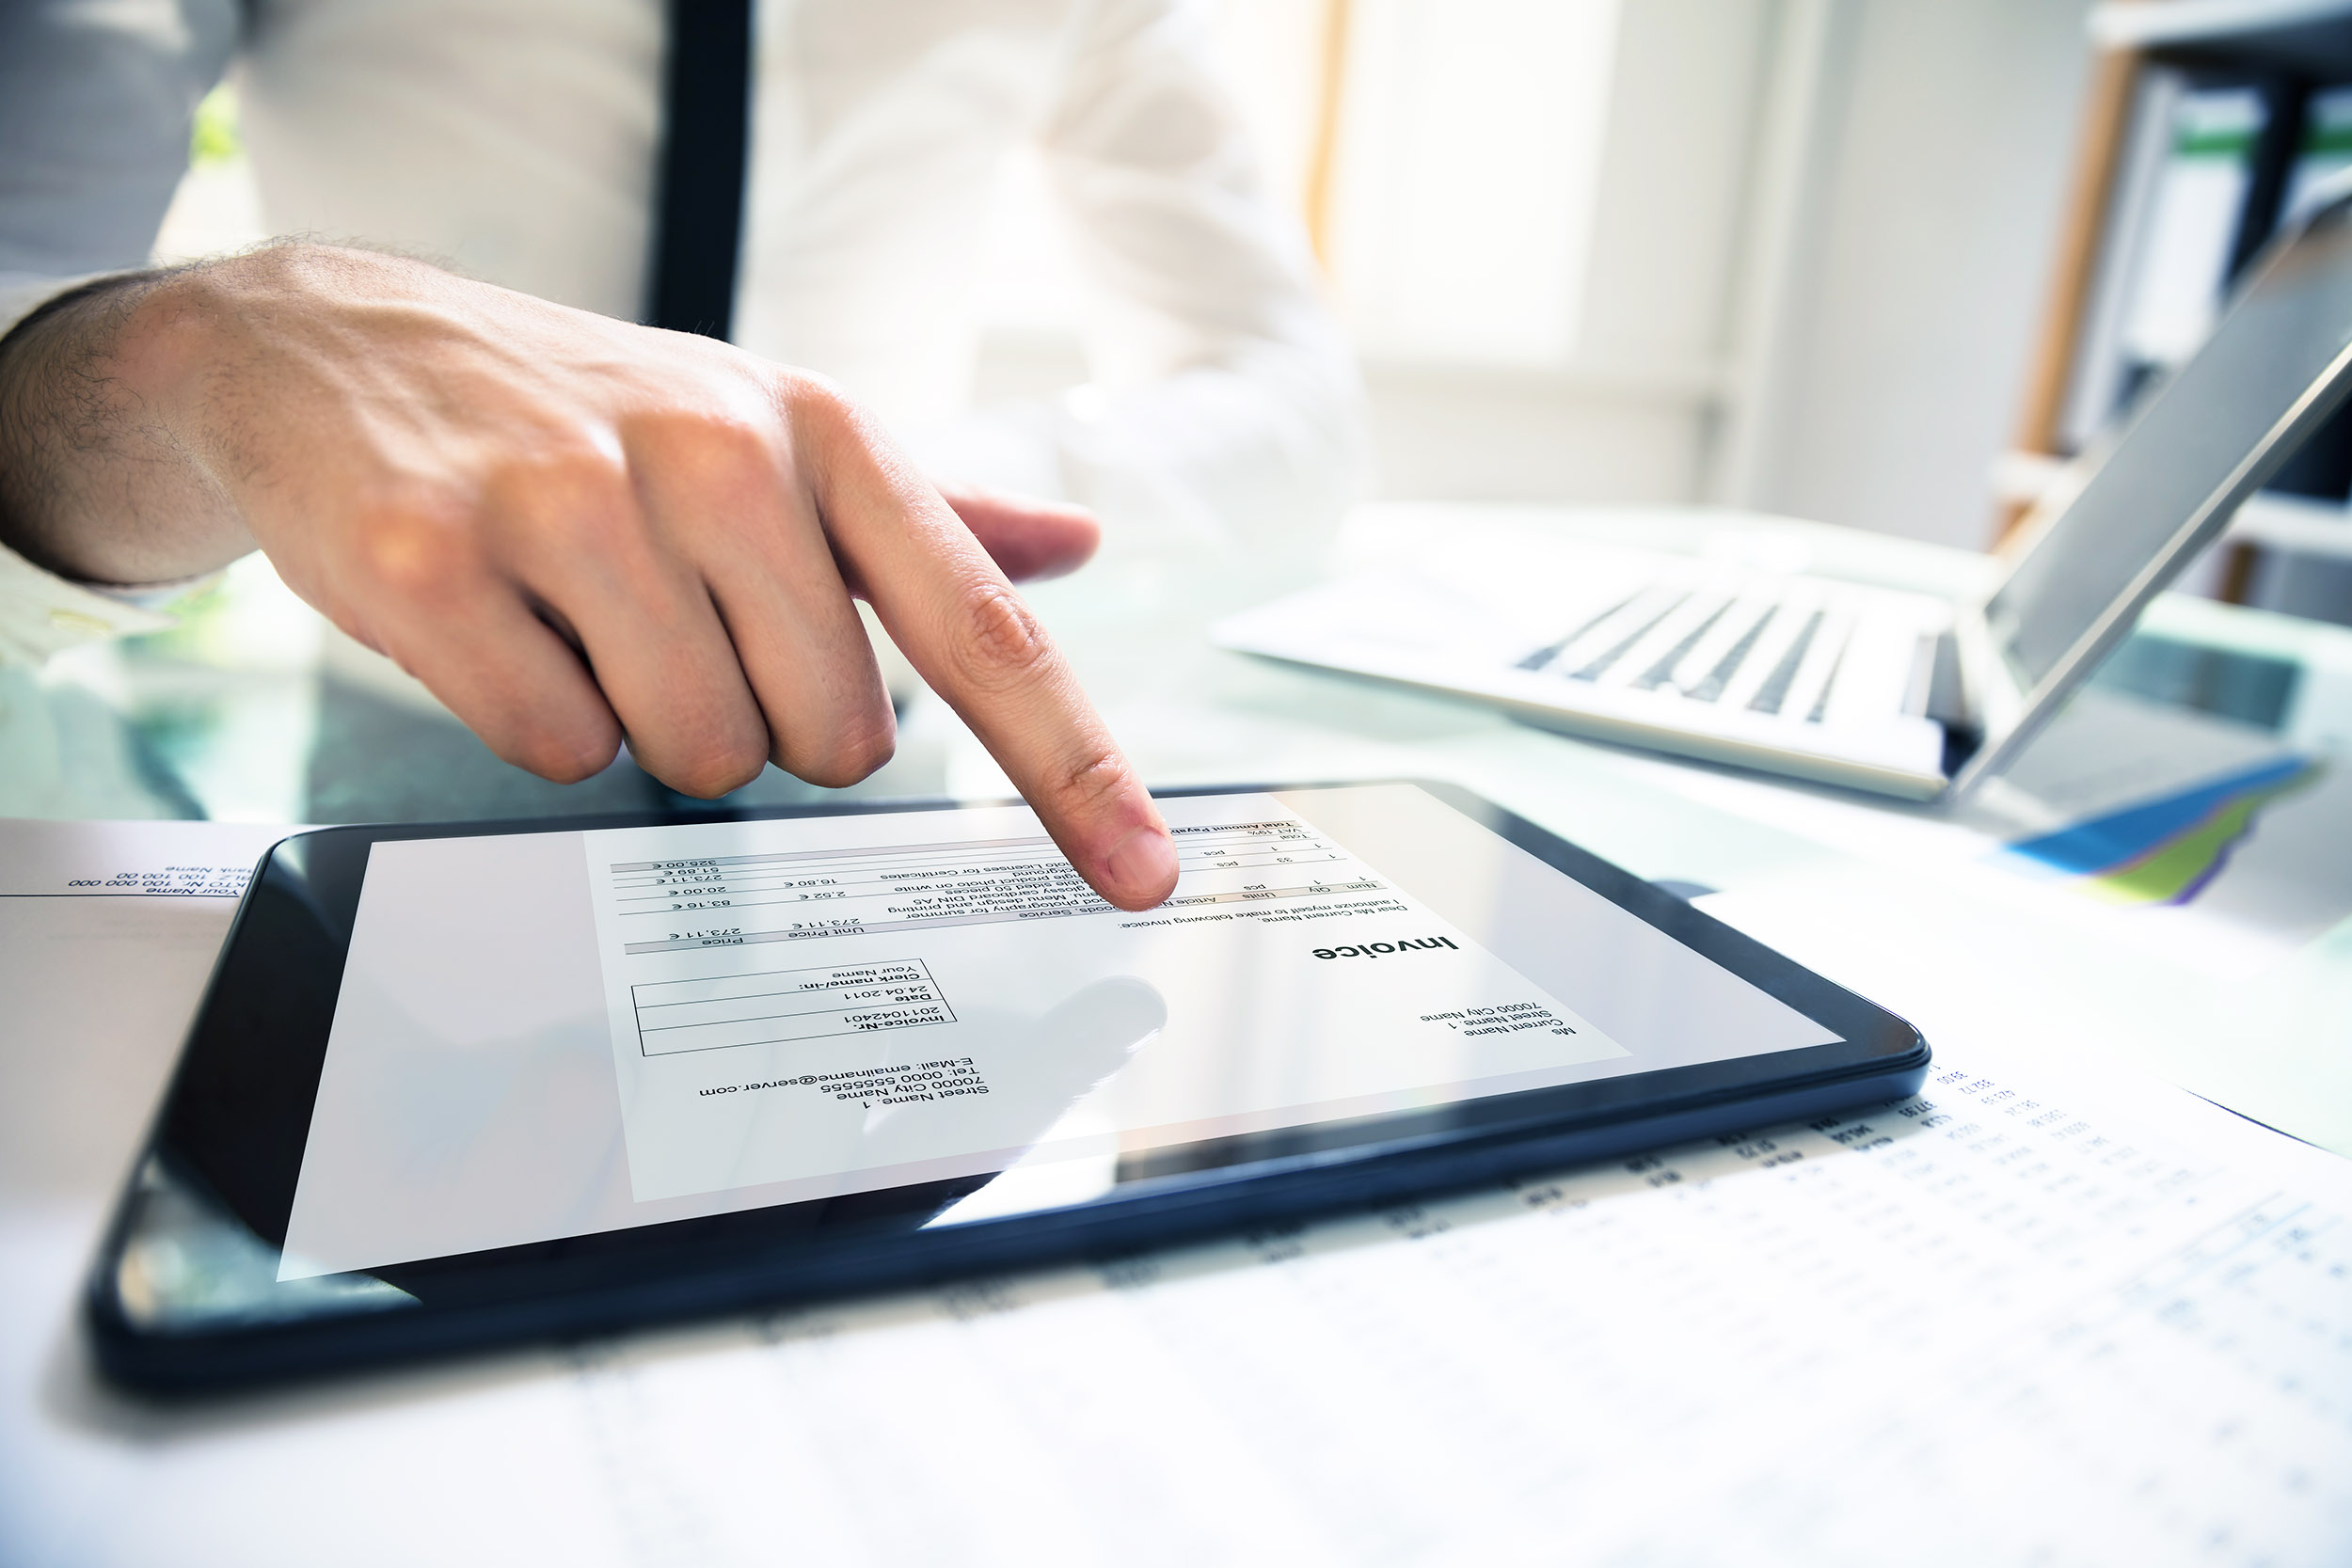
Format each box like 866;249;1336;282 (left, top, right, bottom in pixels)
10;863;2351;1564
0;816;299;897
0;818;307;1204
1638;688;2352;979
1970;689;2352;970
516;1040;2352;1568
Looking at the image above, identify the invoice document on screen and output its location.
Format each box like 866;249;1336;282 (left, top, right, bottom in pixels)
581;793;1629;1205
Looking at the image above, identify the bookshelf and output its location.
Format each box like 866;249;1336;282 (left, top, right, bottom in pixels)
2004;0;2352;615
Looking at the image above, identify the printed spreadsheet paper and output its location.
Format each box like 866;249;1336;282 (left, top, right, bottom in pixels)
545;1032;2352;1566
142;1036;2352;1565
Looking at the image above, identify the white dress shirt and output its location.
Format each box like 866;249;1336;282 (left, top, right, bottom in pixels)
0;0;1366;662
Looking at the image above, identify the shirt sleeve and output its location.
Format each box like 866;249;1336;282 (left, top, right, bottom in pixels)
0;0;242;663
975;0;1370;556
0;541;182;665
0;0;240;285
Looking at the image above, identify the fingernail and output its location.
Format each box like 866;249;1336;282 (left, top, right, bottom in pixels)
1103;824;1179;907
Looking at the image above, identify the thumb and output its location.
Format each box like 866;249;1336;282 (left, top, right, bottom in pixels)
937;483;1101;583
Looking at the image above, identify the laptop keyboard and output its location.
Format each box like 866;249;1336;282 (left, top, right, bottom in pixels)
1516;579;1905;724
1206;546;1954;774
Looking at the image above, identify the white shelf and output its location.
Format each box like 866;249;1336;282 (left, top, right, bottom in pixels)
2091;0;2352;51
1992;449;2352;560
2227;490;2352;559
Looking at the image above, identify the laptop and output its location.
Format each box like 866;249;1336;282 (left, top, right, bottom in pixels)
1216;193;2352;800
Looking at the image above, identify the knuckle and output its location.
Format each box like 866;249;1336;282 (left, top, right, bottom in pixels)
654;729;770;800
487;450;637;554
628;411;786;522
1045;745;1139;822
776;369;851;424
775;372;877;468
946;580;1054;693
352;503;470;603
699;419;774;483
501;720;618;784
785;711;897;790
633;406;771;463
673;755;766;800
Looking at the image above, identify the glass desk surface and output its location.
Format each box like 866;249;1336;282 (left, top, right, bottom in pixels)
1;532;2333;833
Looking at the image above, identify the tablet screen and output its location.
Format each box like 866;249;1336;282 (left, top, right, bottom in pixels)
273;784;1835;1280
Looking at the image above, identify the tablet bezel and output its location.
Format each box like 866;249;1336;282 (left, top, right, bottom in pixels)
87;780;1928;1390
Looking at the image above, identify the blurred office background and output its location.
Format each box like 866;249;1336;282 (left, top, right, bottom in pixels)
151;0;2352;626
149;0;2085;541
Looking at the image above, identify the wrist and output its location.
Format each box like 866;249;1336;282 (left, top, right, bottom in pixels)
0;262;255;584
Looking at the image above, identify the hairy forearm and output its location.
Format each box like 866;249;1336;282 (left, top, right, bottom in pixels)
0;264;254;585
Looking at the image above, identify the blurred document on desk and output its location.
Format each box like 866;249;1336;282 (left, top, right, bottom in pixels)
0;818;302;1205
0;816;295;898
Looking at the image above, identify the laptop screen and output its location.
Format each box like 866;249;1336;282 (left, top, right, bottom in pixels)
1985;198;2352;692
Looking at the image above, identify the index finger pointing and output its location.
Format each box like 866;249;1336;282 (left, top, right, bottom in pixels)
789;382;1177;911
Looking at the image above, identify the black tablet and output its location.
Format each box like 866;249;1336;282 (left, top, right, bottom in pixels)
87;780;1927;1391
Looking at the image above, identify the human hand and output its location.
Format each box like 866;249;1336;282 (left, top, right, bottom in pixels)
0;245;1178;908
